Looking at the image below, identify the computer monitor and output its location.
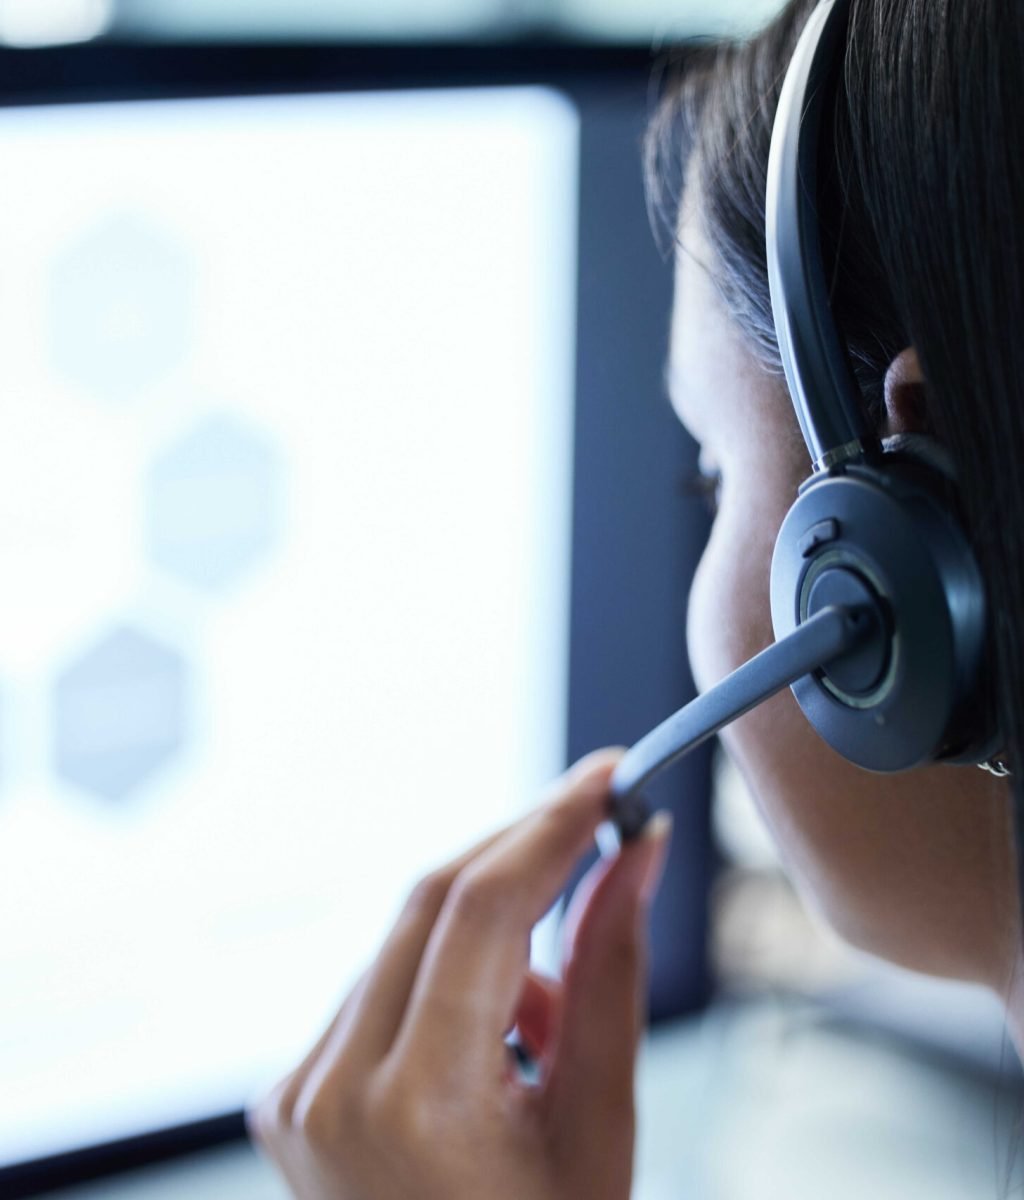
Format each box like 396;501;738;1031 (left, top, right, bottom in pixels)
0;43;712;1194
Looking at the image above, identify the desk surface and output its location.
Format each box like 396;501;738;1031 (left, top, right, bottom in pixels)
44;995;1023;1200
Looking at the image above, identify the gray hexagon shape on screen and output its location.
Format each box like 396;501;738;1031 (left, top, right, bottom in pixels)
50;214;192;402
148;415;282;592
54;625;187;802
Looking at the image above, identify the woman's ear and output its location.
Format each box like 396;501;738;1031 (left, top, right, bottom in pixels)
883;347;929;437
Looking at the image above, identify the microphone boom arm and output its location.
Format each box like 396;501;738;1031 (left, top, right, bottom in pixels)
607;604;875;841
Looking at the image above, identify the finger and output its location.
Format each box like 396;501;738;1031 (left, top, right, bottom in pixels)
391;749;624;1082
341;748;620;1067
560;852;615;968
511;969;563;1061
253;816;516;1142
247;972;367;1144
287;815;520;1126
544;812;671;1152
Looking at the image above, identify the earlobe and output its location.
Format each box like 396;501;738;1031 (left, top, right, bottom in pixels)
883;347;929;437
881;347;957;484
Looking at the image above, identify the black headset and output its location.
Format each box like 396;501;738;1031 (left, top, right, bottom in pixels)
607;0;1005;841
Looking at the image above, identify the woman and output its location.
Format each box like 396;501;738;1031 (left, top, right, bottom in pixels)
248;0;1024;1194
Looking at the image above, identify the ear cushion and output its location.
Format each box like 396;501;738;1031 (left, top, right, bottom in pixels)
880;431;957;484
769;454;995;771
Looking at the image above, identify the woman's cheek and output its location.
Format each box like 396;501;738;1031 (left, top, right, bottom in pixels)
685;493;779;697
683;475;823;868
685;532;730;696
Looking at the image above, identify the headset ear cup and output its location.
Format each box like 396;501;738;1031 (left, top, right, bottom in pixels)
770;460;997;771
762;0;1006;774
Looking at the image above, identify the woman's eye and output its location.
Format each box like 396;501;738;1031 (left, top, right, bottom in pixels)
680;466;723;518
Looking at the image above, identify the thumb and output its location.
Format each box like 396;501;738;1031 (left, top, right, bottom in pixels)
543;813;672;1153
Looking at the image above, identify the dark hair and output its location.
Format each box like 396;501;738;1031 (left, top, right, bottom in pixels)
645;0;1024;844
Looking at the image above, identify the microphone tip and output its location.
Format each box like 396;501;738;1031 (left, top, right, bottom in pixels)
603;791;652;851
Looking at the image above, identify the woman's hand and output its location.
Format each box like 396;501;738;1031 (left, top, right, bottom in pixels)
248;749;672;1200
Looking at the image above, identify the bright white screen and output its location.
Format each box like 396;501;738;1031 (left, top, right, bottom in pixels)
0;86;578;1166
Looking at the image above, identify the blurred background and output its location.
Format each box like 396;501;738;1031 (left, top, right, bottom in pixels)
0;1;1021;1199
0;0;785;46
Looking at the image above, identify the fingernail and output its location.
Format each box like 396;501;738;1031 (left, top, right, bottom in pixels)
595;819;623;859
636;810;672;904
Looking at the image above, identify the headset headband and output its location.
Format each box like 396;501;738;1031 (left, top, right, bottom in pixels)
765;0;881;473
607;0;1006;842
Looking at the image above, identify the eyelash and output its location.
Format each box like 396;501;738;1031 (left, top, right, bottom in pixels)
679;467;723;518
